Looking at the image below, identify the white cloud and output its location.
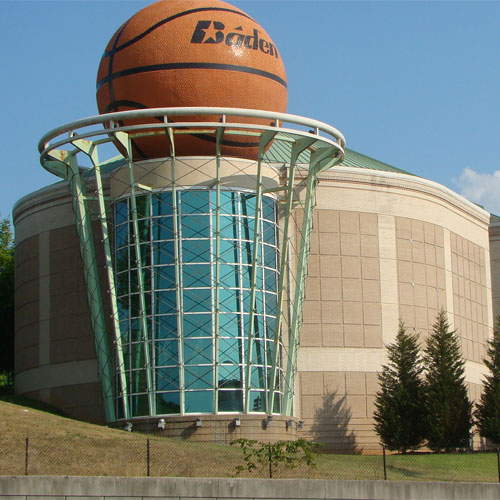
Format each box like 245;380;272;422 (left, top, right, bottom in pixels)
454;167;500;216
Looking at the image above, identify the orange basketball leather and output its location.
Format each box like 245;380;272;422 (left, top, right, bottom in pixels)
96;0;287;160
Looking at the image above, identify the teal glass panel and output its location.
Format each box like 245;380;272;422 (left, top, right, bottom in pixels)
218;390;243;412
116;248;128;273
241;195;256;217
240;218;256;242
263;244;277;268
156;367;179;390
218;216;238;239
181;215;210;238
156;392;180;414
184;365;213;389
243;314;264;339
152;192;173;216
182;264;211;287
131;394;149;417
152;217;174;241
219;288;240;313
183;289;211;313
183;314;212;337
218;313;240;337
184;338;212;365
117;295;129;320
138;218;150;241
219;191;236;215
264;269;277;292
266;319;276;340
154;291;176;315
135;195;150;219
265;293;278;317
115;200;128;226
118;320;130;342
129;368;147;393
263;221;276;245
262;197;275;221
154;265;175;290
243;290;264;314
251;367;266;389
218;364;241;385
250;391;265;412
185;390;213;413
116;224;128;248
218;338;241;364
153;241;175;265
130;243;151;268
273;392;281;413
182;239;210;262
130;319;142;342
219;239;239;264
219;264;239;288
155;340;178;366
181;190;209;214
250;339;266;365
241;265;263;289
155;315;177;339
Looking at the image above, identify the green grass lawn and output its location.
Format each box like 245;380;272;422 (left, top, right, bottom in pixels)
1;395;499;482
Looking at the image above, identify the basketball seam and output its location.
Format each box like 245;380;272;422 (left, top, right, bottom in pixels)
102;7;255;57
97;62;287;91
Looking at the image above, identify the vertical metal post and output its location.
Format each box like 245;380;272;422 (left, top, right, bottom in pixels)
147;438;151;477
125;137;154;416
73;138;130;421
383;445;387;480
244;131;276;413
497;448;500;483
25;437;29;476
268;443;273;479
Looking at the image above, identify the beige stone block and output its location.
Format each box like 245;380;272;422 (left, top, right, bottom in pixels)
399;305;415;328
411;220;424;242
435;227;444;247
451;253;458;274
398;261;413;283
396;217;412;239
360;213;378;235
437;268;446;289
340;212;359;234
462;239;470;260
413;263;426;285
438;289;447;309
301;395;325;419
427;308;438;328
342;256;361;279
455;234;462;256
360;234;379;258
344;302;363;324
341;233;360;256
458;276;465;297
425;244;436;266
346;395;367;418
415;306;428;329
309;232;319;255
322;324;344;347
308;254;320;277
364;325;383;347
457;255;464;276
414;285;427;307
342;279;362;302
321;301;343;324
362;258;379;280
452;274;459;293
362;280;381;303
464;280;471;300
319;255;341;277
363;303;381;326
367;395;377;418
473;244;480;264
463;260;470;280
479;248;485;266
427;287;438;309
344;325;364;347
324;372;345;394
346;372;366;395
321;277;342;301
436;246;445;268
365;373;379;395
318;210;339;233
319;233;340;255
426;265;437;288
424;223;435;244
305;277;321;301
301;372;324;396
412;241;425;264
303;300;321;324
300;324;322;346
397;239;412;261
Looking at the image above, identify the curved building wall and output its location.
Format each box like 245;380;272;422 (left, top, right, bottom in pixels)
295;166;493;450
490;216;500;319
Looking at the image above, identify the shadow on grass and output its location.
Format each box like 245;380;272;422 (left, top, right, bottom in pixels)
0;394;68;417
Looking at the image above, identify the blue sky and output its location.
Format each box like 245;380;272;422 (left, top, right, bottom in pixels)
2;0;500;223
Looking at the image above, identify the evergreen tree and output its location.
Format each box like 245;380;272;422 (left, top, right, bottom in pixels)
475;315;500;444
374;321;426;453
423;309;472;451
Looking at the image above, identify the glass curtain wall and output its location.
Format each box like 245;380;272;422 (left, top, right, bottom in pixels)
114;189;282;418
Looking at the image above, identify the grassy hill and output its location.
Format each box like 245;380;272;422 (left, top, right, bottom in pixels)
1;395;499;481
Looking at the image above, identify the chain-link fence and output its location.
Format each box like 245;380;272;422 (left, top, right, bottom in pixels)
1;437;500;482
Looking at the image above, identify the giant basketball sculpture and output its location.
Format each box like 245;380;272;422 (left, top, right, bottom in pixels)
96;0;288;159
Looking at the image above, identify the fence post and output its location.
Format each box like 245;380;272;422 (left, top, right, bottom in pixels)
496;448;500;483
382;445;387;481
268;443;273;479
25;438;29;476
147;439;150;477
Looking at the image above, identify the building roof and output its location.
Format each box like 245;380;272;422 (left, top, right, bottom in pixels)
341;149;413;176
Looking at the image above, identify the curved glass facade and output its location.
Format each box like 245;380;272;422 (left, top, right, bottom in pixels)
114;189;282;418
